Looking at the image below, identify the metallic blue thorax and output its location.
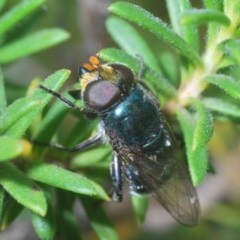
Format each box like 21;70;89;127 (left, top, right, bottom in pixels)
101;83;165;151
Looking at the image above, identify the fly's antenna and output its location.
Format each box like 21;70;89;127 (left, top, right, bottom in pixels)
82;55;101;72
38;84;84;112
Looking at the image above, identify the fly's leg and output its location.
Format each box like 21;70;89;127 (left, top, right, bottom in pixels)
110;152;123;202
33;84;101;151
32;133;103;152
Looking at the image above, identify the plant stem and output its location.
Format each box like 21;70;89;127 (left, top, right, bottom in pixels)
166;5;240;114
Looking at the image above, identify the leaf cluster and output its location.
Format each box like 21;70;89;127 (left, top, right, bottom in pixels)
101;0;240;187
0;1;115;239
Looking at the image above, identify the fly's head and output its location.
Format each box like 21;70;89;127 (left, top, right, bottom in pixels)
79;56;135;113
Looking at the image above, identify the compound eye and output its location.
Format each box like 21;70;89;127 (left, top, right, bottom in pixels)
83;80;121;111
109;63;134;82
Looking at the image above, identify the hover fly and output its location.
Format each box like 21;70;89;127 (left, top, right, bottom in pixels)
38;56;200;226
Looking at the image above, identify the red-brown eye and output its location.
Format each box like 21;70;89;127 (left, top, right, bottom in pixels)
83;80;121;111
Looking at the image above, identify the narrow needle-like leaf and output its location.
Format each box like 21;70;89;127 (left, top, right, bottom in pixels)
0;162;47;216
81;197;118;240
109;2;202;65
0;0;46;36
177;108;208;185
0;29;70;64
202;97;240;118
191;99;213;151
106;16;160;72
0;136;31;161
27;163;109;200
0;69;70;137
181;9;230;26
205;74;240;100
0;66;6;110
166;0;200;52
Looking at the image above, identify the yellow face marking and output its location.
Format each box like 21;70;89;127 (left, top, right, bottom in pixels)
80;71;99;90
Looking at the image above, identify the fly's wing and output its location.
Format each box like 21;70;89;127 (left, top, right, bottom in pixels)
120;147;200;226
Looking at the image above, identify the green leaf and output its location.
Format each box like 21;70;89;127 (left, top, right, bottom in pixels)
30;69;71;106
0;136;31;161
166;0;187;35
32;199;56;240
221;39;240;64
177;108;208;185
0;66;6;110
33;96;70;143
99;48;177;98
203;0;223;48
4;81;26;103
54;190;82;239
0;29;70;64
158;52;179;87
0;0;46;36
181;9;230;26
108;2;202;65
0;98;39;135
81;197;118;240
206;203;240;230
63;111;97;147
205;74;240;100
203;0;223;11
0;0;6;12
0;186;4;224
0;196;23;230
71;147;111;168
26;163;109;201
0;69;71;137
0;162;47;216
131;195;148;225
224;0;240;23
166;0;199;51
191;99;213;150
60;209;82;240
202;97;240;118
106;16;160;72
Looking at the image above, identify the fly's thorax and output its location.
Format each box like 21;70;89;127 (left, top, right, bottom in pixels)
79;57;135;113
101;83;166;151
